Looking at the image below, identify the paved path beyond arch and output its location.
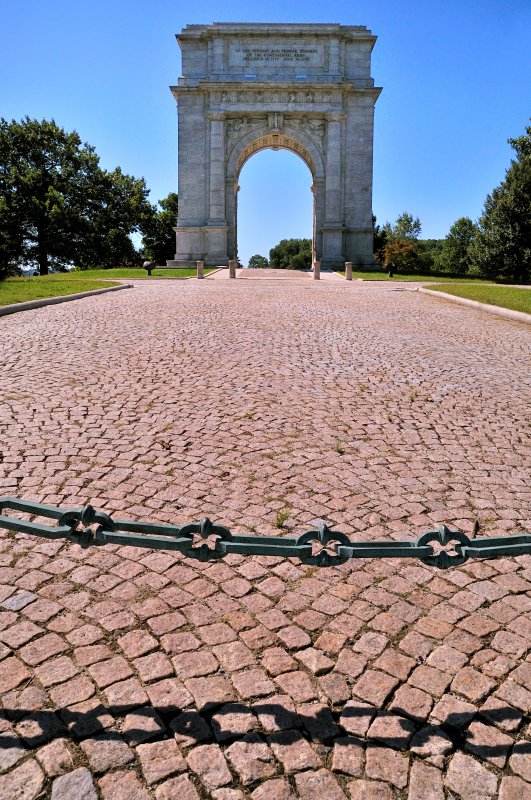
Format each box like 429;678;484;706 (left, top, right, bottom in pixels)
0;278;529;799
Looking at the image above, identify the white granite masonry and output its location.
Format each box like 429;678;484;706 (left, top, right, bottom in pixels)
168;23;381;269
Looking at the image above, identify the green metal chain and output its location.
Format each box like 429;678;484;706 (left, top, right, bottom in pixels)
0;496;529;570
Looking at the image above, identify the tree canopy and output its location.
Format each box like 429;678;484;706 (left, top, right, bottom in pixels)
470;124;531;283
0;117;151;277
248;253;269;268
435;217;477;275
269;238;312;269
380;212;422;272
141;192;178;265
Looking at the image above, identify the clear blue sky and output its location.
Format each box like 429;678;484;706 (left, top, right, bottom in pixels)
1;1;530;265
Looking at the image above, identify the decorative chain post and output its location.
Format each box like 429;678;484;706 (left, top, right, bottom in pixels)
0;497;529;570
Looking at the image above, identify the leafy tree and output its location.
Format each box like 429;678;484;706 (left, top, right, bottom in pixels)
372;214;387;263
435;217;477;275
470;124;531;283
248;253;269;268
384;212;421;242
141;193;179;265
381;212;422;272
383;239;420;273
417;239;444;272
269;238;312;269
0;117;150;277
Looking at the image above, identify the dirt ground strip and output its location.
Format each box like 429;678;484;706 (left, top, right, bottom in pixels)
0;274;529;800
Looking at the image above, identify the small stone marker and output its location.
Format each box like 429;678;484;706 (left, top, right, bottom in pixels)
345;261;353;281
229;260;237;279
196;260;204;279
313;261;321;281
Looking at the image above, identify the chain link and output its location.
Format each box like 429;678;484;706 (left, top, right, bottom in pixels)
1;497;529;570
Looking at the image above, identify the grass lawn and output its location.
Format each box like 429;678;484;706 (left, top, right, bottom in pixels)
336;270;494;283
66;267;215;279
424;283;531;314
1;267;216;307
0;275;120;307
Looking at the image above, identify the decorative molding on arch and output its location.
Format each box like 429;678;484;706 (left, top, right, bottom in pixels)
226;126;325;182
236;133;315;176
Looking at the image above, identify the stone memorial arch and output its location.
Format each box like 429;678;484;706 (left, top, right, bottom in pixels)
168;23;381;269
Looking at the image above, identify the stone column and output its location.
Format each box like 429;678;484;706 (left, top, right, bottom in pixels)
325;114;343;221
209;113;226;223
329;38;340;75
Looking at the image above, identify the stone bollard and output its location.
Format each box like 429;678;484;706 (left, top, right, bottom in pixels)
196;260;204;279
313;261;320;280
229;259;237;279
345;261;353;281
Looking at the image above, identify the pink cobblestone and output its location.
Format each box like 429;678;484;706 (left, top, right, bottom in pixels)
0;275;529;798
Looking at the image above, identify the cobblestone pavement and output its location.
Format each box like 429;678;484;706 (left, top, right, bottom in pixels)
0;275;530;800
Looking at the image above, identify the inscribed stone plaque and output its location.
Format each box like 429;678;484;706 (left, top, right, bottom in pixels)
228;40;325;69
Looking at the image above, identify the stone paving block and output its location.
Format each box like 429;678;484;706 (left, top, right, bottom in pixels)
451;666;496;702
185;676;236;709
464;720;514;768
232;667;275;699
173;649;219;679
80;734;134;773
295;647;335;674
251;779;294;800
136;738;187;783
104;677;149;709
253;694;299;732
508;739;531;782
390;683;433;723
171;710;212;747
348;780;393;800
445;752;498;799
211;703;258;742
499;776;531;800
365;745;409;789
295;768;348;800
408;761;445;800
339;700;376;737
122;707;165;744
66;624;104;647
0;759;44;800
155;774;201;800
36;738;74;777
331;736;364;777
52;767;98;800
0;656;31;693
352;669;399;706
275;670;317;702
366;711;416;749
98;770;151;800
225;732;277;785
186;743;232;789
118;629;158;658
0;731;26;772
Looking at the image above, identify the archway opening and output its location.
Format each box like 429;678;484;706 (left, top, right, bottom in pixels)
236;148;314;269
